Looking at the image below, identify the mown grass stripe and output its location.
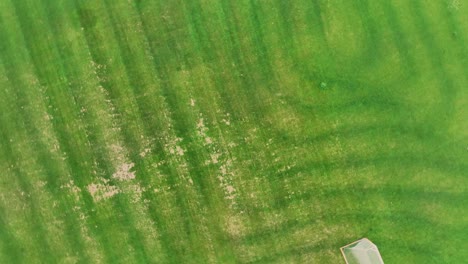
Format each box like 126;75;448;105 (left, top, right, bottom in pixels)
0;207;23;264
0;98;56;263
0;136;24;264
4;1;132;262
179;1;252;194
215;0;273;122
52;2;154;262
246;0;277;89
142;1;304;260
378;0;418;78
73;2;186;262
121;2;233;261
180;2;247;122
76;0;221;262
408;0;460;124
352;0;382;66
214;0;289;231
98;2;203;262
63;2;169;260
172;3;284;259
0;9;102;261
0;54;92;264
187;0;261;126
272;0;318;86
1;32;82;262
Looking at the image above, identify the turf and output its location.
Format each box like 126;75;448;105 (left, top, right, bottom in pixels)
0;0;467;263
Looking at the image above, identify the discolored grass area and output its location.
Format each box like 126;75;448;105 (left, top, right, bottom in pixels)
0;0;467;263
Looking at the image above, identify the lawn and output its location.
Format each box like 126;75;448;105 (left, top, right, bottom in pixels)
0;0;467;263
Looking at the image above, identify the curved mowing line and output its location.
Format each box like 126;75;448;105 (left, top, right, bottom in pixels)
281;92;408;116
255;183;466;223
279;0;378;87
234;1;348;231
275;0;334;87
238;208;462;254
245;215;448;264
147;1;330;260
301;0;379;68
244;242;332;264
0;0;462;262
243;151;467;212
271;149;466;184
266;121;448;154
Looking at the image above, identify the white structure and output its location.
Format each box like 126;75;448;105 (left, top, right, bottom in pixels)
340;238;384;264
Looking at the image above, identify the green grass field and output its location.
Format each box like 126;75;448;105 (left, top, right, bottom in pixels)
0;0;467;263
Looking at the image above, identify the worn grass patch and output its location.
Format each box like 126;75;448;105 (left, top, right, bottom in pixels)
0;0;467;263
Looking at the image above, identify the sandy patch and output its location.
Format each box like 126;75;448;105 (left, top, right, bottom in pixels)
222;113;231;126
205;137;213;145
87;182;120;202
60;180;82;201
449;0;460;10
197;117;205;130
165;137;185;157
176;145;185;156
168;144;185;156
36;180;47;188
112;162;136;181
196;115;215;147
225;215;246;238
139;148;151;157
209;153;221;164
126;183;145;203
226;185;236;194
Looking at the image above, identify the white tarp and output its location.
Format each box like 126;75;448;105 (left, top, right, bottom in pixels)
340;238;384;264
